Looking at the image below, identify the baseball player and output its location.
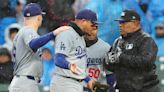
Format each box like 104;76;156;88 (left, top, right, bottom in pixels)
84;27;116;92
9;3;69;92
50;9;98;92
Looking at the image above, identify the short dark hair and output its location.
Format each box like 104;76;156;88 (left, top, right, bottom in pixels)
9;27;19;34
16;0;21;5
0;47;11;60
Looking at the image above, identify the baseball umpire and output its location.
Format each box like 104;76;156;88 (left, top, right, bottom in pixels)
104;9;160;92
9;3;68;92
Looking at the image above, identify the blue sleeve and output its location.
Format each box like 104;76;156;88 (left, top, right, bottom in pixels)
106;74;116;86
54;53;70;69
29;32;55;51
84;76;91;83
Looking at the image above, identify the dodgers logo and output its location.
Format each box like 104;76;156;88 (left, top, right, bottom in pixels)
75;46;86;59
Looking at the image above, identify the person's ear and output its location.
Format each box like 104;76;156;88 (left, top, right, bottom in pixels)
38;16;41;21
37;16;42;21
136;21;140;26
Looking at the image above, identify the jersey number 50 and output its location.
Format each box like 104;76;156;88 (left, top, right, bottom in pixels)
88;68;100;79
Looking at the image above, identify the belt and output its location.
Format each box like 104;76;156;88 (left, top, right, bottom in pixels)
56;74;84;82
16;75;40;83
84;87;92;92
64;76;84;82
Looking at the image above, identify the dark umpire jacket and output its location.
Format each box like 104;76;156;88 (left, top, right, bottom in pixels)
104;29;160;92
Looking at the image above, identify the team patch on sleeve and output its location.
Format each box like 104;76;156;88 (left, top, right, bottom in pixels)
60;42;66;50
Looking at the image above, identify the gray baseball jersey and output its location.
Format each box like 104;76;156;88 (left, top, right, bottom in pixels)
54;27;87;79
86;38;111;84
13;26;42;77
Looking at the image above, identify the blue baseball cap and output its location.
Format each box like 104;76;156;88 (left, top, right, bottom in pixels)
23;3;45;17
75;9;100;24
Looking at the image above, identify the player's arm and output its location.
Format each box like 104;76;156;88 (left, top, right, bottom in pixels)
54;53;70;69
54;30;72;69
88;80;96;91
84;76;96;91
84;76;91;83
29;32;54;51
54;31;81;74
106;74;116;87
29;26;70;51
106;74;117;92
54;53;82;75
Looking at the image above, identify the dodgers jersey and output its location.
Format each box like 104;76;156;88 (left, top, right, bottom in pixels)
86;38;111;84
54;27;87;79
13;26;42;77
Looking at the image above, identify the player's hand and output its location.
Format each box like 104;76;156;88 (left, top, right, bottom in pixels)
53;26;71;36
87;80;96;91
69;63;82;75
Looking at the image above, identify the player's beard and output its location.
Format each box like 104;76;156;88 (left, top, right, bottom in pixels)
84;33;97;40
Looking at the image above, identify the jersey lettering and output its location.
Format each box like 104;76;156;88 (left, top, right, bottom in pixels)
87;58;102;65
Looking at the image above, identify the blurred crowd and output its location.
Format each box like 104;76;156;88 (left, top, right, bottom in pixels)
0;0;164;91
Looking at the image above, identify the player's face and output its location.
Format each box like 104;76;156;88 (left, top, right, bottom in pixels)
84;29;98;40
155;26;164;36
10;32;18;41
41;49;52;60
0;55;10;63
84;20;98;35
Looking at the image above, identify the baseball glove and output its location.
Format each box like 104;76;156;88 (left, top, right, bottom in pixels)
92;82;109;92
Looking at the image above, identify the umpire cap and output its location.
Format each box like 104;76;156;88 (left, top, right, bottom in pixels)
23;3;45;17
115;9;140;22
